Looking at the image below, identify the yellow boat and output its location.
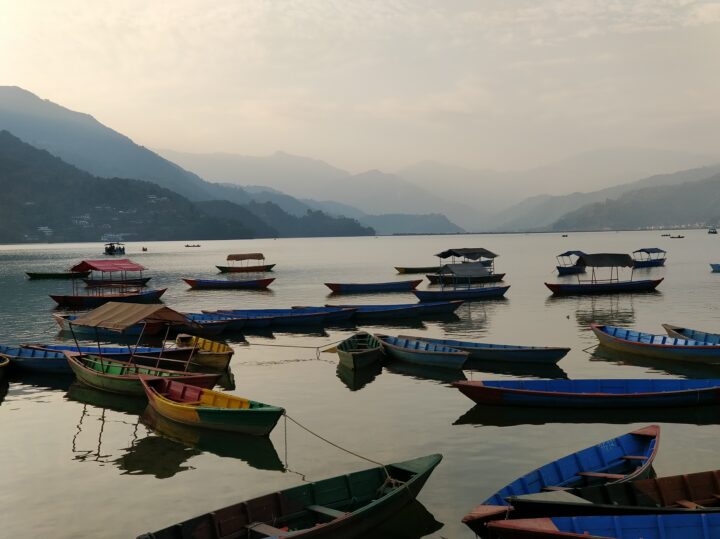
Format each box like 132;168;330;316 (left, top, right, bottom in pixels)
176;334;234;370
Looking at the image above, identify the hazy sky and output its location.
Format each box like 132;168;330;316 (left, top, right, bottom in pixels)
2;0;720;172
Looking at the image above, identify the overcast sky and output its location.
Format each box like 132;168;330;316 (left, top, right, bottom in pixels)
2;0;720;172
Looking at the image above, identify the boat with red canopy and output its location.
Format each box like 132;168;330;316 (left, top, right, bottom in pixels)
71;259;151;287
216;253;275;273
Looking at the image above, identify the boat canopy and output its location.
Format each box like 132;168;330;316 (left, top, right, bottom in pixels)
70;259;146;272
70;302;192;331
557;250;586;257
633;248;666;254
435;248;498;260
576;253;634;268
437;263;491;277
227;253;265;261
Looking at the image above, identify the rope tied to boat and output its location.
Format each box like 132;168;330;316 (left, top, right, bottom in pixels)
283;413;404;487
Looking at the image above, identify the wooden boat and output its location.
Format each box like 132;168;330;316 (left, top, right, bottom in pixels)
336;332;385;370
52;312;166;336
216;253;275;273
592;323;720;363
461;425;660;534
183;312;244;333
506;468;720;519
394;265;439;274
140;377;284;435
453;379;720;408
64;352;220;396
325;280;422;294
49;287;167;308
426;272;505;284
670;235;685;238
175;334;234;370
545;278;662;295
709;228;718;234
398;335;570;364
0;345;74;373
376;334;468;369
83;276;152;287
711;263;720;273
138;453;442;539
26;270;91;280
414;285;510;302
183;278;274;290
324;301;463;320
556;251;586;276
210;307;356;327
23;343;195;363
663;323;720;344
487;513;720;539
104;242;125;255
632;247;667;268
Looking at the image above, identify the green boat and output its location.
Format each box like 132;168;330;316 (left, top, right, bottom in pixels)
336;331;385;370
138;453;442;538
26;270;91;280
65;352;220;396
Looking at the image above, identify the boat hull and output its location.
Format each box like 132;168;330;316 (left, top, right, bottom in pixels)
403;336;569;364
26;270;91;280
327;301;463;320
453;379;720;408
216;264;276;273
83;277;152;287
49;288;167;308
378;335;467;369
394;266;439;274
183;278;274;290
325;280;422;293
545;278;663;295
593;324;720;363
414;285;509;302
663;324;720;344
0;346;71;373
632;259;666;268
426;272;505;285
66;353;220;396
711;263;720;273
336;332;385;370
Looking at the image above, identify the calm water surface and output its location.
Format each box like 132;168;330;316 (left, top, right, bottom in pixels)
1;232;720;538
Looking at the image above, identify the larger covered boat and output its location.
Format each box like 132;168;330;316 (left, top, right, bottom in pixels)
216;253;275;273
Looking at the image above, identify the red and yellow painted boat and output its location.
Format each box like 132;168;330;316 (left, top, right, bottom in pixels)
140;377;284;436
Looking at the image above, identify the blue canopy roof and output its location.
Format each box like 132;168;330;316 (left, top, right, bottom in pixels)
633;247;666;254
557;250;585;257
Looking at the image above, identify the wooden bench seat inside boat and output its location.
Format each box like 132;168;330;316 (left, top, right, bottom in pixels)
306;504;348;518
245;522;287;537
622;455;648;461
577;472;625;479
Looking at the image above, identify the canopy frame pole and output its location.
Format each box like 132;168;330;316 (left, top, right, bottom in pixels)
159;323;172;360
93;325;106;371
131;322;147;366
69;321;82;359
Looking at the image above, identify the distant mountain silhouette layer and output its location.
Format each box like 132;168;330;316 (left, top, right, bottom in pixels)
552;173;720;231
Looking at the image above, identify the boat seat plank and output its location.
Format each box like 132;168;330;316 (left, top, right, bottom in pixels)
577;472;625;479
675;499;700;509
306;504;347;518
245;522;287;537
542;486;570;492
621;455;648;461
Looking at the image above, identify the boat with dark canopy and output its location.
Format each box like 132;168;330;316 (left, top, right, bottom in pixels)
461;425;660;534
487;513;720;539
453;379;720;407
138;453;442;539
426;262;505;285
72;258;151;287
545;253;663;295
216;253;276;273
592;323;720;363
505;467;720;519
435;247;498;272
632;247;667;268
555;251;586;276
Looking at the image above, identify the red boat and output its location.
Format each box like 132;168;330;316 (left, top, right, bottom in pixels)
71;258;151;287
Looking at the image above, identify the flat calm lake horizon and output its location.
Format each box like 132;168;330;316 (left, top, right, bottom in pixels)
1;231;719;538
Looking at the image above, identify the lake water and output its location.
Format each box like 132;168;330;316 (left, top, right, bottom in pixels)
1;231;720;538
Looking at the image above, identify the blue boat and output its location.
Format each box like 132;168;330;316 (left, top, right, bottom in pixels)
454;379;720;408
488;513;720;539
663;323;720;344
325;280;422;294
183;312;242;333
592;324;720;363
461;425;660;534
414;285;509;302
0;345;71;373
376;334;468;369
556;251;586;276
399;336;570;364
711;263;720;273
324;301;463;320
632;247;667;268
207;307;356;327
23;344;194;362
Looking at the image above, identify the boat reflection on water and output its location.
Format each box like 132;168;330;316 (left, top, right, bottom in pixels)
464;360;568;379
115;433;200;478
357;499;443;539
590;345;720;378
214;366;235;391
385;360;467;385
335;362;383;391
66;381;148;414
437;301;506;339
6;370;75;392
454;403;720;428
0;379;8;406
140;407;284;472
547;295;638;330
356;318;428;331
